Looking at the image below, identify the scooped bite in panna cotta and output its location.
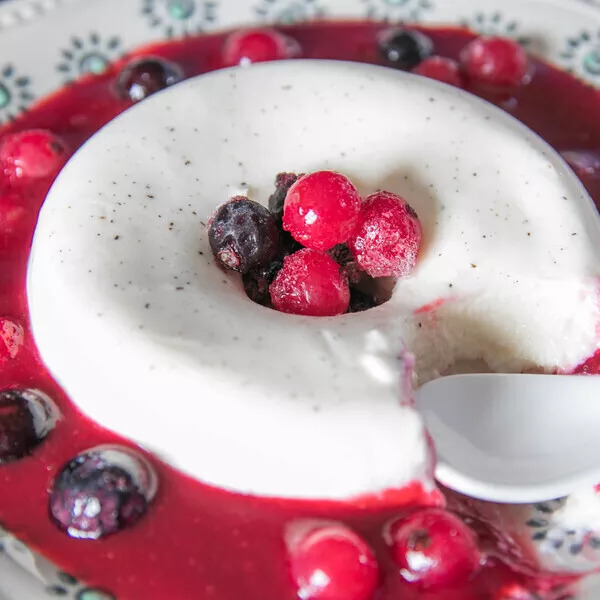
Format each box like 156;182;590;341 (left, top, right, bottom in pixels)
27;60;600;503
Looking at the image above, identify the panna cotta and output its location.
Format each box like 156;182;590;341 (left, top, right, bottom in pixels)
26;59;600;501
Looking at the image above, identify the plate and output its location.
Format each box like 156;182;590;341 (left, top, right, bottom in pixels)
1;0;600;598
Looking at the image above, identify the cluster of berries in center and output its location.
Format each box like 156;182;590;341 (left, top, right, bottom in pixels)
208;170;422;316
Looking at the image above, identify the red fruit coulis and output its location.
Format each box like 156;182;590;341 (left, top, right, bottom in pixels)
0;21;599;600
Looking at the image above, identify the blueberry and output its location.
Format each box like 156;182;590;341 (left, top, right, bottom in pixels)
49;446;157;540
268;172;301;222
0;389;58;462
209;196;280;274
117;57;184;102
378;29;433;70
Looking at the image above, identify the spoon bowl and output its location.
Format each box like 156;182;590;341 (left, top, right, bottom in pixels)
416;373;600;503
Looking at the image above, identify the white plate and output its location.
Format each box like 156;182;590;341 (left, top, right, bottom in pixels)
1;0;600;597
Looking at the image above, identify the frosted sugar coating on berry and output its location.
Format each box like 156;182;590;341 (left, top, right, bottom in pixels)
208;196;280;274
349;191;421;278
283;171;362;251
49;445;157;540
270;248;350;316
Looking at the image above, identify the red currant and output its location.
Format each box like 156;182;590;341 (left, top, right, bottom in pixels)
386;508;481;591
413;56;464;87
283;171;362;251
0;129;67;181
289;525;379;600
348;191;421;278
222;28;300;66
269;249;350;316
460;36;529;87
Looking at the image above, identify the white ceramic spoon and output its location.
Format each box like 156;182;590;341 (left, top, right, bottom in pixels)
416;373;600;503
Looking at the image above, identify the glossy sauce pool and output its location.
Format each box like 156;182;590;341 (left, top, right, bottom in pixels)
0;22;599;600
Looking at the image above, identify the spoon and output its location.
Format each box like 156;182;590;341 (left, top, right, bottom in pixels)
415;373;600;503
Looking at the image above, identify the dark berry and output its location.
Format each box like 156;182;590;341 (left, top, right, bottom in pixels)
289;524;379;600
386;508;481;591
268;172;301;222
222;28;300;66
270;248;350;316
243;258;283;306
349;191;421;278
329;243;354;267
208;196;280;274
378;29;433;70
0;388;58;462
413;56;464;87
348;289;377;313
283;171;362;251
460;36;529;87
0;317;24;361
0;129;67;181
49;446;157;540
117;57;184;102
279;228;304;256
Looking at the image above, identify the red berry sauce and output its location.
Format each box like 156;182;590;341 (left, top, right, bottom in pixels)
0;21;599;600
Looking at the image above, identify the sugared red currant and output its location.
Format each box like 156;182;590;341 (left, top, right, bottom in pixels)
348;191;421;278
117;57;184;102
0;318;24;361
283;171;362;251
270;249;350;316
460;36;529;87
386;508;481;591
289;524;379;600
0;388;58;462
208;196;280;274
0;129;67;181
49;446;157;540
268;172;301;222
378;29;433;70
222;28;300;67
413;56;464;87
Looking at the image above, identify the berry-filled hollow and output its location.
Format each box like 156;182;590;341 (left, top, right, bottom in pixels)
0;20;600;600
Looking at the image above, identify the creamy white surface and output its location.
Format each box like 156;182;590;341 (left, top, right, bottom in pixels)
27;61;600;499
